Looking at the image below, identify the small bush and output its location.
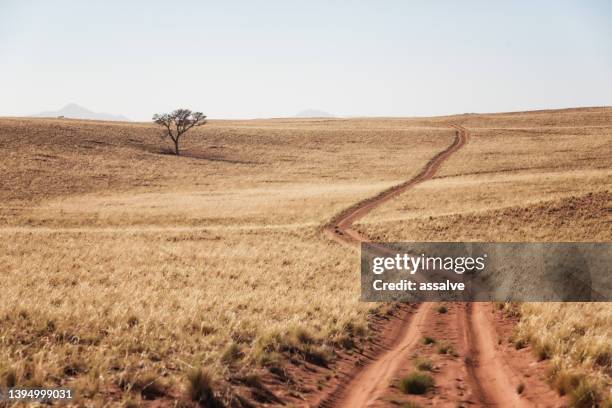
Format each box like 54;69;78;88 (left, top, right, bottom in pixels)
593;349;611;368
534;342;551;361
437;305;448;314
423;336;436;345
570;378;599;408
514;338;527;350
552;370;582;396
136;374;167;400
437;342;456;356
291;327;315;345
415;359;433;372
241;373;263;389
221;343;244;365
254;350;282;368
399;372;435;395
186;368;222;407
337;334;356;350
302;345;330;367
3;368;17;388
342;321;367;337
516;382;525;395
116;370;167;400
127;316;139;328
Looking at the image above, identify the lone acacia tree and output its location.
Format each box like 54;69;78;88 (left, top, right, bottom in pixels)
153;109;207;155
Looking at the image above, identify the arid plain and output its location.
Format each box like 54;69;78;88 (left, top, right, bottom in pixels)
0;108;610;407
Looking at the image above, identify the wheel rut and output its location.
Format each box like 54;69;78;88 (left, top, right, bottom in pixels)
318;124;563;407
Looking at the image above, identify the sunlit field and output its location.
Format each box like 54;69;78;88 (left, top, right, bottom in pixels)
1;108;610;405
0;117;454;405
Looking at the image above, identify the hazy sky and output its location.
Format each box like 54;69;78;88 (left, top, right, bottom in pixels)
1;0;611;120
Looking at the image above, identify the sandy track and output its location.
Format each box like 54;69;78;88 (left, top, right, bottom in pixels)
323;124;469;244
320;125;562;407
466;303;529;407
336;303;433;407
320;126;469;407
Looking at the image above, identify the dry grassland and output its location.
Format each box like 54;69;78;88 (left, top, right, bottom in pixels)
357;107;612;405
0;117;454;405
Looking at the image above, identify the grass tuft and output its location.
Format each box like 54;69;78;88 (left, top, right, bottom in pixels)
570;377;599;408
221;343;244;366
415;358;433;372
398;372;435;395
423;336;436;345
437;342;456;356
186;368;222;407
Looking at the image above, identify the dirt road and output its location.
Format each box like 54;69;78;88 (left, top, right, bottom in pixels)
323;125;468;244
321;125;563;407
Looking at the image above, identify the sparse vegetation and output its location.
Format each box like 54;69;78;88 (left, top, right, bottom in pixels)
423;336;436;345
516;303;611;404
437;342;457;356
186;368;222;407
437;305;448;314
399;372;435;395
415;358;433;372
221;343;244;366
514;338;527;350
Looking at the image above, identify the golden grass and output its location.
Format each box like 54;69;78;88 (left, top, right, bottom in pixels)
0;116;453;405
1;108;611;405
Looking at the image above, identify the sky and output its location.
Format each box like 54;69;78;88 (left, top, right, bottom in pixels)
1;0;611;120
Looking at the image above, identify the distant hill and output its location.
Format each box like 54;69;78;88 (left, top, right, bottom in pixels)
33;103;130;122
294;109;335;118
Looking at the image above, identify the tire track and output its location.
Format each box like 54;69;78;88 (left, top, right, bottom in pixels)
320;123;564;407
320;125;469;407
323;124;468;245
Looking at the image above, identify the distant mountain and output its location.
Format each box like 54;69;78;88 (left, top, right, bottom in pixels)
33;103;130;122
294;109;335;118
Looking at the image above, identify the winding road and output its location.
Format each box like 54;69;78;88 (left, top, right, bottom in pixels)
320;125;560;407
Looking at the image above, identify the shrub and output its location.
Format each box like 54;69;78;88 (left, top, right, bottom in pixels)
437;342;456;356
570;378;599;408
514;338;527;350
552;370;582;396
136;374;167;400
221;343;244;365
534;341;551;361
437;305;448;314
423;336;436;345
116;370;167;400
186;368;222;407
416;359;433;372
399;372;435;395
3;368;17;388
302;345;330;367
516;382;525;395
290;327;315;345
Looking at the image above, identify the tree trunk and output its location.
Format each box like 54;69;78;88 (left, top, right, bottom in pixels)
174;139;180;155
